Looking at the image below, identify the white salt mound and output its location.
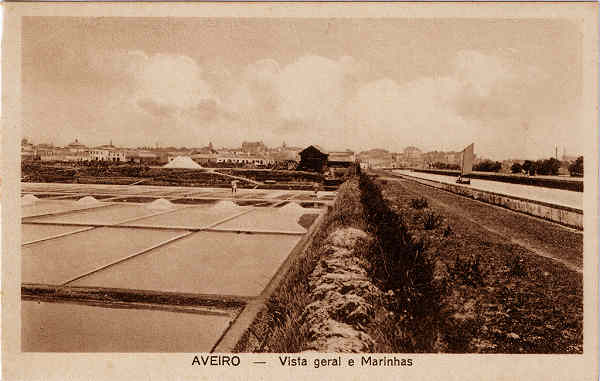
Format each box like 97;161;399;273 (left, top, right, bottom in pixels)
279;202;307;214
22;194;39;206
146;198;176;211
163;156;202;169
76;196;100;205
212;200;239;210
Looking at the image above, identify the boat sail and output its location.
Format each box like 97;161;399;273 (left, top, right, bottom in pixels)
457;143;474;184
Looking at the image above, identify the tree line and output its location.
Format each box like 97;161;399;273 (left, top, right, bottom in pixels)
510;156;583;177
431;160;502;172
431;156;583;177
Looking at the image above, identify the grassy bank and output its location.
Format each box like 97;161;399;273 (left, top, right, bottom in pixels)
259;173;442;352
357;173;441;352
379;178;583;353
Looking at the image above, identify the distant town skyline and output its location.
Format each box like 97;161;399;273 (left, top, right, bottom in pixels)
23;17;583;160
23;135;582;164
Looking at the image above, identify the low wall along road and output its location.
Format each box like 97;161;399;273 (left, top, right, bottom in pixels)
388;171;583;230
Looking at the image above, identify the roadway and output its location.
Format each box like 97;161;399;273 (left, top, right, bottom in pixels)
392;170;582;210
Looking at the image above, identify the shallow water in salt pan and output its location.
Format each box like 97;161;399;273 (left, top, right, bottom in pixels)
214;208;307;233
22;227;182;285
22;224;90;244
71;231;301;297
22;300;231;352
27;204;160;225
121;205;242;228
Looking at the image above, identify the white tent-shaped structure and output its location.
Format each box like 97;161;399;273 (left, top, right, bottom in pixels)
163;156;203;169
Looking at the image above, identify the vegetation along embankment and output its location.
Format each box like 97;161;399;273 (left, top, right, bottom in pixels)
248;169;439;352
247;169;582;353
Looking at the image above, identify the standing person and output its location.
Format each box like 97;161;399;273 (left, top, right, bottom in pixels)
313;182;319;199
231;180;237;194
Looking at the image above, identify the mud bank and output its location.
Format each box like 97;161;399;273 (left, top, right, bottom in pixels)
301;227;379;352
235;179;374;352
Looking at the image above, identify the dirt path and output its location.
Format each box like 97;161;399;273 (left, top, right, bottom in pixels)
381;176;583;273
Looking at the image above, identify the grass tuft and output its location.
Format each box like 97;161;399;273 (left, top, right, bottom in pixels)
422;210;443;230
410;197;429;210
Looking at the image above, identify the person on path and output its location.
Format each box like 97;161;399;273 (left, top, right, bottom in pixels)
231;180;238;194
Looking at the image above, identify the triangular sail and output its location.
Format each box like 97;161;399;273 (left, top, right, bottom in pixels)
461;143;474;176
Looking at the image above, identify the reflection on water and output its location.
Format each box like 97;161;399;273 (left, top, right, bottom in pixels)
170;198;218;205
172;198;274;207
233;200;274;207
33;193;70;198
299;202;326;209
275;201;326;209
110;196;166;203
58;194;115;200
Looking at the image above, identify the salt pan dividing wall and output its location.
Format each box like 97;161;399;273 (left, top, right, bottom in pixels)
396;173;583;230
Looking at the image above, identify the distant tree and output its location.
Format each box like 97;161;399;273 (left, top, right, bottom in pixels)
510;163;523;174
522;160;536;176
534;160;547;175
535;158;561;176
432;162;460;170
474;160;502;172
548;158;561;176
568;156;584;177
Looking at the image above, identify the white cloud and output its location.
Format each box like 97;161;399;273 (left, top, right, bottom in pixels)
69;48;578;158
453;50;513;97
133;53;213;113
210;54;363;146
345;77;478;151
277;55;347;124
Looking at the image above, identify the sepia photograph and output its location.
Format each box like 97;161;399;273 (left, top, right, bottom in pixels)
2;2;598;380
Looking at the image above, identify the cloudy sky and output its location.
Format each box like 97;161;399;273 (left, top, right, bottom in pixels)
23;17;582;160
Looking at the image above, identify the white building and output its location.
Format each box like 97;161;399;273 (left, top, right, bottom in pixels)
216;156;275;166
85;148;127;162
